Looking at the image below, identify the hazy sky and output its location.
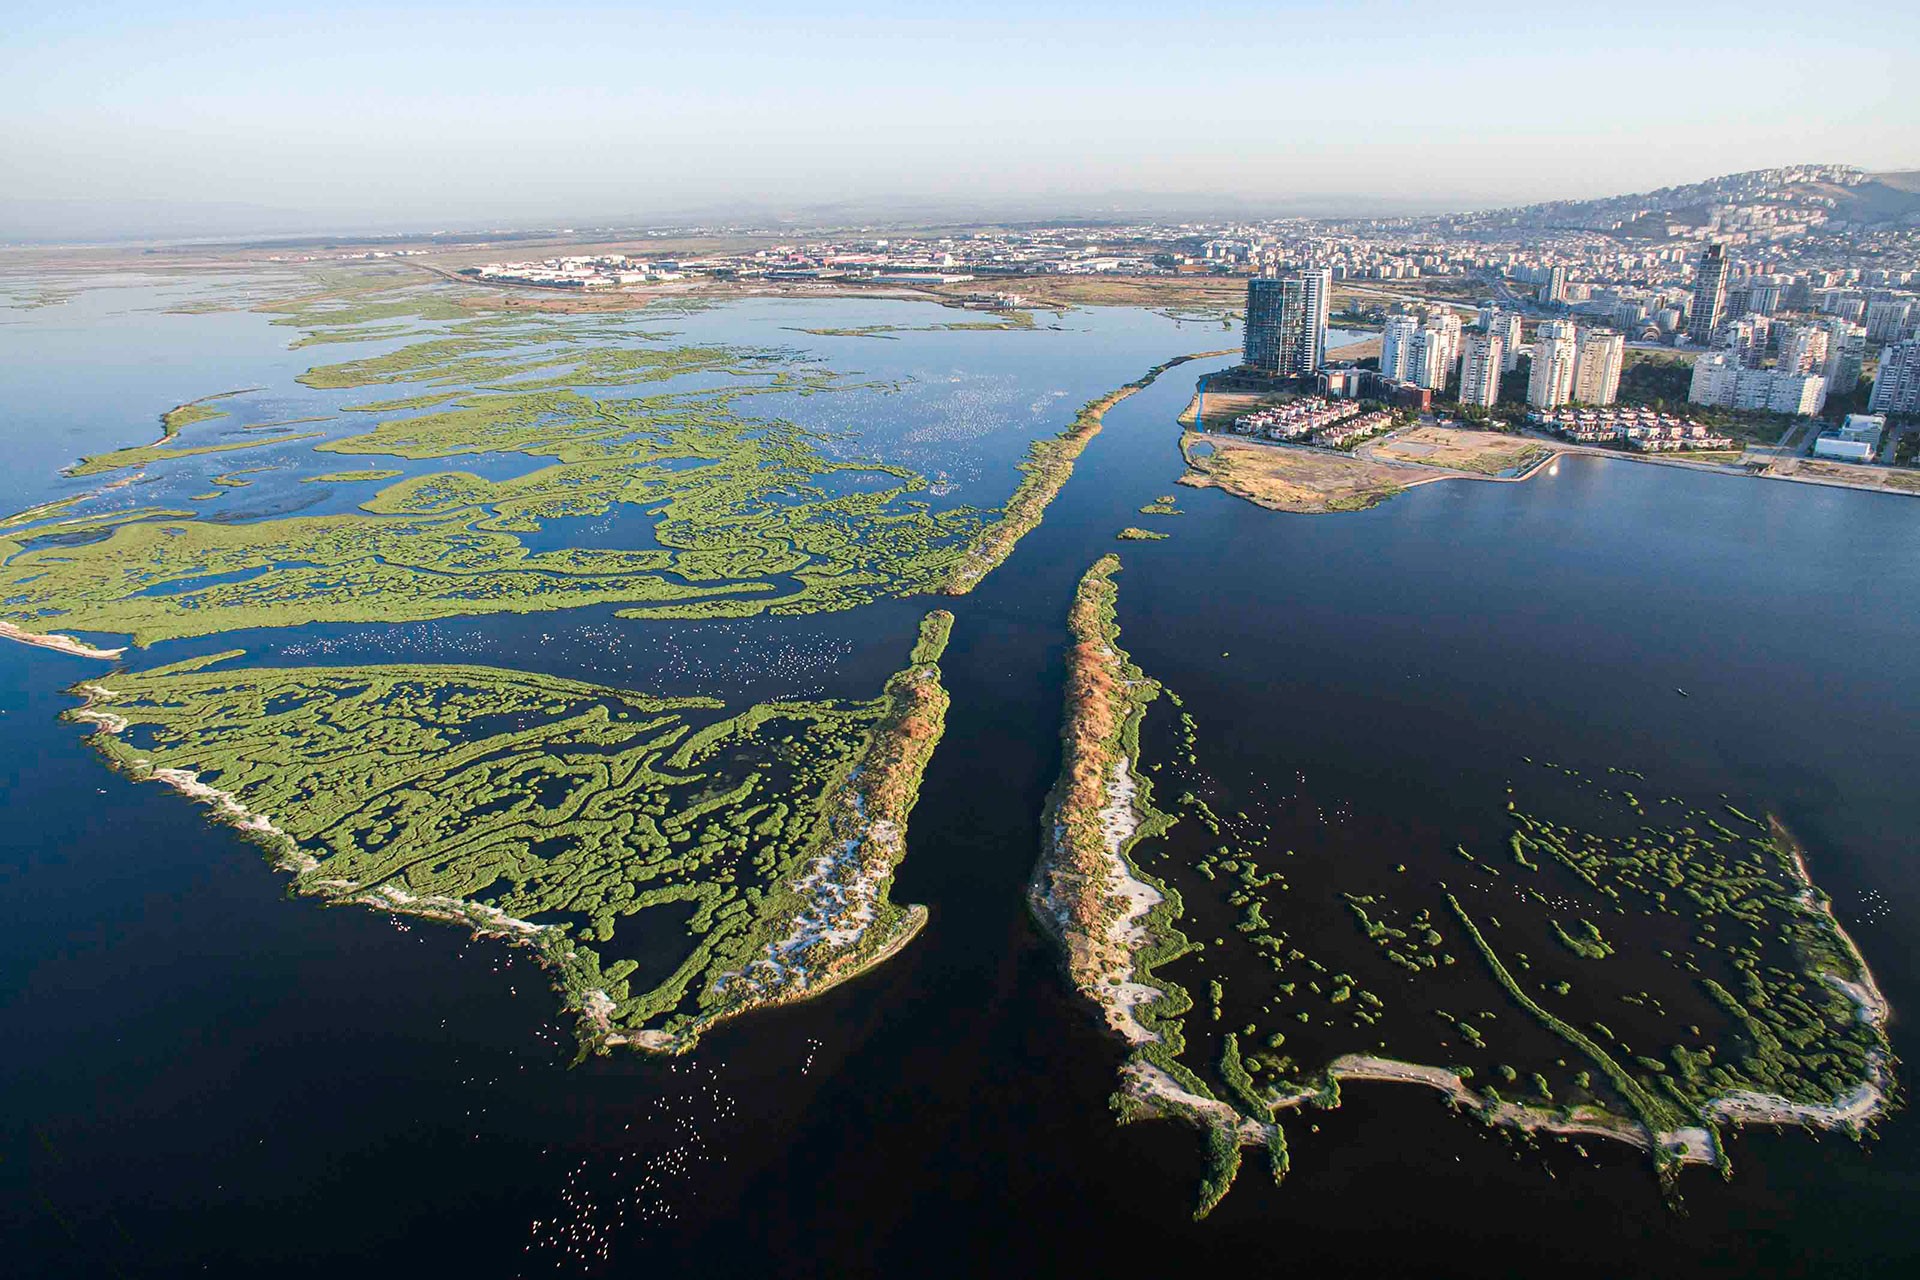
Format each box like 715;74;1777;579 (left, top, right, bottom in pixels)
4;0;1915;236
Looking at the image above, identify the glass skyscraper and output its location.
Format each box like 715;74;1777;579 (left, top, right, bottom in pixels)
1242;269;1330;376
1687;244;1731;346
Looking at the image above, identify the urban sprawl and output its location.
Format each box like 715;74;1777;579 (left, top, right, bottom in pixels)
452;164;1919;463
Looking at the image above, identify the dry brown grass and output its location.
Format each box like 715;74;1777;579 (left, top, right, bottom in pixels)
1175;387;1295;430
1766;456;1920;495
1180;435;1405;513
1370;426;1549;476
931;273;1247;312
1326;335;1383;362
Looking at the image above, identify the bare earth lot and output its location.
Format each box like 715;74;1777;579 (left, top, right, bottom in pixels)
1179;433;1406;513
1764;456;1920;494
1175;387;1298;431
1367;426;1552;476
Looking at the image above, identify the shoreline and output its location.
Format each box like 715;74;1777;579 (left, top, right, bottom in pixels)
1026;574;1899;1184
1191;420;1919;518
608;611;954;1054
942;349;1234;594
64;624;956;1061
0;620;126;661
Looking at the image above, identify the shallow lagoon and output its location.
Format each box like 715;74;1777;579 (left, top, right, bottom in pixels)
2;276;1918;1277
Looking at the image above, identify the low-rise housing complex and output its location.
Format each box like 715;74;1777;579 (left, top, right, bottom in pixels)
1233;396;1361;441
1530;406;1736;451
1313;409;1395;448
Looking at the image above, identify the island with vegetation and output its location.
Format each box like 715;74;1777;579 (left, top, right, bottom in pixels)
1032;557;1895;1218
69;611;955;1053
0;307;991;646
0;276;1029;1056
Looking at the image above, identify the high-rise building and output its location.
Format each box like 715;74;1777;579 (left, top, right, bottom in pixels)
1690;352;1827;416
1528;322;1578;409
1571;329;1624;405
1411;323;1454;391
1687;244;1731;345
1379;314;1420;383
1821;319;1867;396
1688;353;1741;408
1610;301;1649;336
1821;292;1867;323
1869;339;1920;414
1490;310;1524;372
1242;270;1330;377
1866;299;1914;343
1720;315;1771;368
1540;265;1568;305
1409;312;1462;391
1776;323;1830;378
1411;331;1447;390
1458;331;1505;407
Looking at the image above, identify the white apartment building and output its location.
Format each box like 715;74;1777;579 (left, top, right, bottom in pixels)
1865;299;1914;343
1458;331;1505;407
1720;316;1771;368
1410;313;1462;391
1528;322;1578;409
1821;319;1867;395
1775;323;1830;377
1869;339;1920;414
1492;310;1524;372
1689;351;1827;415
1571;329;1624;405
1379;314;1419;382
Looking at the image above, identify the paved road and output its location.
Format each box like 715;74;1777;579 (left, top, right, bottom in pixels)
1801;420;1827;457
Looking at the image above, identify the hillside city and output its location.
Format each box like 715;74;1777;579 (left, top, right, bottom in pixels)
445;164;1920;469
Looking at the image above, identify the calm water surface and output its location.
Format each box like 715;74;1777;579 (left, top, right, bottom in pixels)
2;287;1917;1277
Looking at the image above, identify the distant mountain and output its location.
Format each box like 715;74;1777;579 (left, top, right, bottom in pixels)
1444;164;1920;236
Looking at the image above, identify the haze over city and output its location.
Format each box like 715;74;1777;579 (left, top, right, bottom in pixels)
4;0;1915;238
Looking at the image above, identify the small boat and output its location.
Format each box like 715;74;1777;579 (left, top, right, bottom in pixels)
1676;688;1690;698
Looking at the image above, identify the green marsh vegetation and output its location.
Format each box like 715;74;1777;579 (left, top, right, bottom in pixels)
303;469;405;483
66;431;324;479
0;383;983;643
62;387;279;477
0;301;991;645
17;270;989;1053
7;276;1188;649
1073;716;1893;1208
941;350;1228;595
1037;557;1283;1215
784;313;1037;340
71;612;954;1052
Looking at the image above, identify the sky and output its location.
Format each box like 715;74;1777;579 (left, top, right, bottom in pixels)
3;0;1915;238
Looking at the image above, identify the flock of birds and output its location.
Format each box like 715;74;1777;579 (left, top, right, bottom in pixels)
520;1060;741;1274
643;624;854;695
272;616;858;699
